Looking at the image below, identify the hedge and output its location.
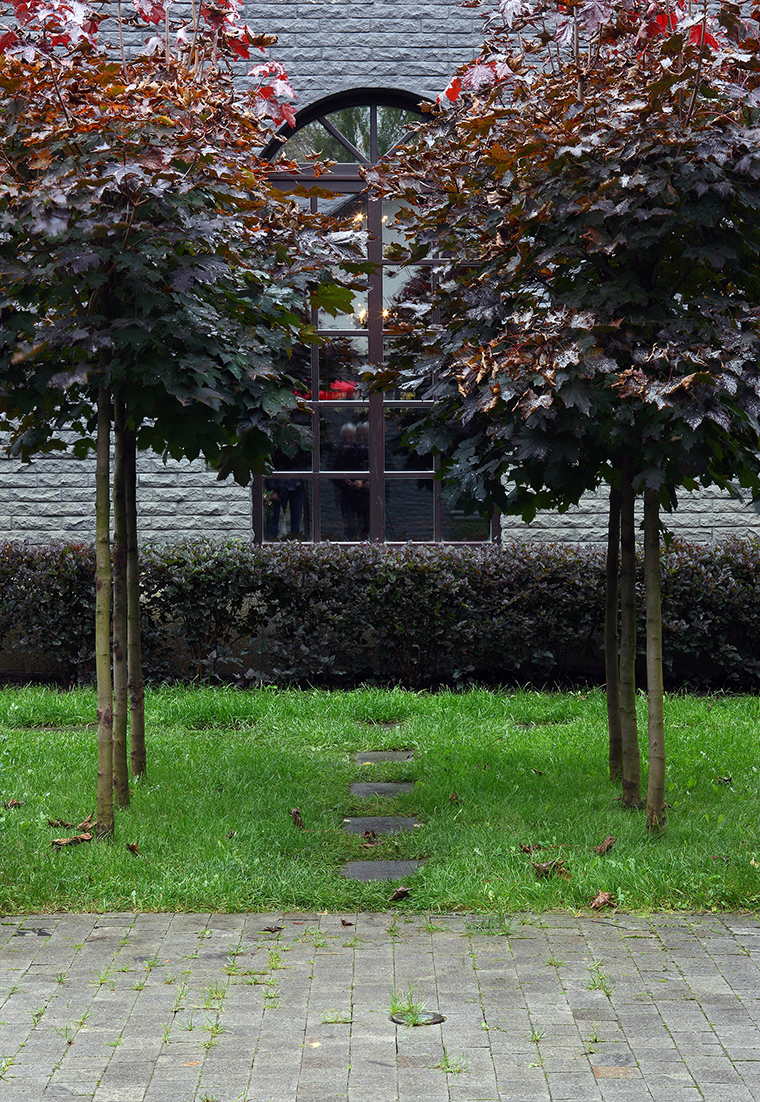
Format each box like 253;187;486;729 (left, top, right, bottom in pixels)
1;537;760;690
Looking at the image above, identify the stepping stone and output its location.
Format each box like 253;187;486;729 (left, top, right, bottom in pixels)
354;751;415;763
342;816;419;834
341;859;427;881
350;782;415;798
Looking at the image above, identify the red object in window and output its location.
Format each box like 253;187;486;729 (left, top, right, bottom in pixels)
319;379;357;400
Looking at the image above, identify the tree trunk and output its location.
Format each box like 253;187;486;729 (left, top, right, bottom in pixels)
644;488;666;833
95;386;114;840
619;462;642;808
112;393;130;808
605;483;622;781
125;426;146;778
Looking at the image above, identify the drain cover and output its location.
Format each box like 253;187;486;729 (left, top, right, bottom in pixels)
390;1010;446;1026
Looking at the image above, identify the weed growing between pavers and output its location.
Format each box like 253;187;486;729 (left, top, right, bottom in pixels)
0;686;759;912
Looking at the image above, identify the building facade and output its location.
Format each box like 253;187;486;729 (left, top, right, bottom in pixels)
2;1;759;545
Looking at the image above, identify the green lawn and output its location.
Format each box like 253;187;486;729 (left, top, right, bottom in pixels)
0;685;758;913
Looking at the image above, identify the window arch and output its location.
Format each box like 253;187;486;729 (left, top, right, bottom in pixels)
253;90;497;544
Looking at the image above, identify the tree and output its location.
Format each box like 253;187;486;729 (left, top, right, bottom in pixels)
370;0;760;831
0;0;361;836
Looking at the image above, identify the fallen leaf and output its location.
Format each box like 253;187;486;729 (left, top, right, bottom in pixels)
716;775;732;785
389;886;411;902
341;919;354;927
4;798;23;809
126;842;139;855
228;830;235;838
532;858;569;879
51;832;93;850
591;890;616;909
183;1061;202;1066
262;925;283;933
48;818;74;829
594;835;617;855
520;843;542;853
531;768;543;775
362;829;379;842
290;807;305;829
77;812;94;831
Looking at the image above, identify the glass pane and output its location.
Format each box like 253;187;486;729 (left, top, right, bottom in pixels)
280;118;361;163
319;337;368;392
385;480;434;541
376;106;420;158
322;478;370;541
382;199;414;259
441;495;491;541
383;265;433;326
319;405;370;473
382;337;435;400
264;478;312;542
385;407;434;472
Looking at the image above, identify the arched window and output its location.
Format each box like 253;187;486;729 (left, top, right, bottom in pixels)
253;90;497;544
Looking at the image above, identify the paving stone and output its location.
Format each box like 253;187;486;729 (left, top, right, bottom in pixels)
349;781;416;798
342;816;420;834
340;859;428;881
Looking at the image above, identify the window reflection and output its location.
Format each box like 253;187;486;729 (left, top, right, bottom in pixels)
319;337;368;393
319;404;369;472
385;407;434;472
383;266;433;327
264;478;312;542
385;480;434;541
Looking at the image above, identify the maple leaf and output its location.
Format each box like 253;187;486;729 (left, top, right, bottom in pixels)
590;890;616;909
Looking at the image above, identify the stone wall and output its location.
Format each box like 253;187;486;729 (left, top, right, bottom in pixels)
501;485;760;546
0;450;252;544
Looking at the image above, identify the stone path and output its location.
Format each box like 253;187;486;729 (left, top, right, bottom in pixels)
1;910;760;1101
342;744;422;884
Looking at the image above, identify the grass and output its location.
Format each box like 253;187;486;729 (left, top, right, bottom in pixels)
0;684;758;912
389;981;429;1026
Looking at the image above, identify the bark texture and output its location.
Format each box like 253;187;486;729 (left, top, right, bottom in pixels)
619;463;642;808
112;393;130;808
95;387;114;839
644;488;666;833
605;483;622;781
125;427;146;778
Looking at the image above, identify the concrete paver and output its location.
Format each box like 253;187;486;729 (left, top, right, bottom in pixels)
0;912;759;1100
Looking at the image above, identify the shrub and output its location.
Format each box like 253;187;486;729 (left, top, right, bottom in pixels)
2;537;760;690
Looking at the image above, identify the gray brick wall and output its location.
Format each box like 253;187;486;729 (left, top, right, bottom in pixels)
0;448;252;544
242;1;483;107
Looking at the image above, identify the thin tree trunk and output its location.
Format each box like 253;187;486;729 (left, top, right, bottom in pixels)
112;393;130;808
125;426;146;778
605;482;622;781
644;488;666;833
619;461;642;808
95;386;114;840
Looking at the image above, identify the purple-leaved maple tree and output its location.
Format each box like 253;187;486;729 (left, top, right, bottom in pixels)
370;0;760;832
0;0;362;837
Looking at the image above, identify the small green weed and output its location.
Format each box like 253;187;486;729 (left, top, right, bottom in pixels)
434;1047;469;1074
586;960;613;998
321;1009;352;1024
389;982;427;1026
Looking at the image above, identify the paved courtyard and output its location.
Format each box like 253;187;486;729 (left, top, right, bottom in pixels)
0;910;759;1101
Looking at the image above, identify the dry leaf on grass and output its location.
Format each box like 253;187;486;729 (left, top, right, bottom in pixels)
520;842;542;853
449;792;459;804
594;835;617;855
51;832;93;850
389;886;411;901
77;813;94;831
290;807;305;829
532;858;571;880
591;890;616;909
126;842;139;855
3;798;23;809
48;818;74;828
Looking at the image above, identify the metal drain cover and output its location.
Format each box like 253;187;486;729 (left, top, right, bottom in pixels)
390;1010;446;1026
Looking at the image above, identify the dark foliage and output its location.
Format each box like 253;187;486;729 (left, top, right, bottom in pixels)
2;538;760;690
